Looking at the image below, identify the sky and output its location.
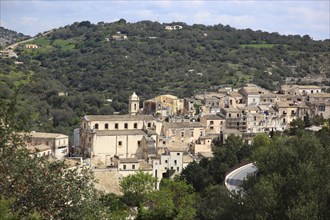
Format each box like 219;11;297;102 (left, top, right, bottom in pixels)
1;0;329;40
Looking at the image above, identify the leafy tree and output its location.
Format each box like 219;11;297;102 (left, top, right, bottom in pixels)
119;171;155;206
180;161;214;192
0;98;106;219
138;189;175;220
159;179;196;220
99;193;129;220
196;185;236;220
238;133;330;219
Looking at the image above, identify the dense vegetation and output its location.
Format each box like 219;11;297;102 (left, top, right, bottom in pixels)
0;20;329;137
0;27;30;48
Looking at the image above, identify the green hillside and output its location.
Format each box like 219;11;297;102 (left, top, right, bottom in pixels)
0;20;329;135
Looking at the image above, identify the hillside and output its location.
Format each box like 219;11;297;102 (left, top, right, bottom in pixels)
0;27;30;48
0;20;329;135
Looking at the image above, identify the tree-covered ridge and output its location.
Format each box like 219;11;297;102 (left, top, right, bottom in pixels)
0;27;30;48
0;20;329;135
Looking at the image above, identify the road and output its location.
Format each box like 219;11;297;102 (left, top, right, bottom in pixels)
224;163;257;193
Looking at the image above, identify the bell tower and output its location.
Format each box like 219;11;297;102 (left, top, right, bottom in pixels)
129;92;140;115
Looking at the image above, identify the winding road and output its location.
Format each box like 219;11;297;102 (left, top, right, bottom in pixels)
225;163;258;193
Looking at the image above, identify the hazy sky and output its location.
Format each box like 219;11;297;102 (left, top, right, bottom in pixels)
1;0;329;40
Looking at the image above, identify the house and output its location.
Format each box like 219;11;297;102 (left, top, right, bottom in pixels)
25;44;38;49
143;94;184;116
111;32;128;41
25;131;69;159
200;114;225;135
161;121;205;146
238;85;269;106
190;136;213;155
219;107;247;132
26;144;52;158
307;93;330;118
152;146;187;189
183;98;196;117
274;101;298;130
280;85;321;96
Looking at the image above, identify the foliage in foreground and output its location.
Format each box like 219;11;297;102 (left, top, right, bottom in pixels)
0;99;107;219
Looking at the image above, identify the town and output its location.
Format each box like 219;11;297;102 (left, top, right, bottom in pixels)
23;83;330;192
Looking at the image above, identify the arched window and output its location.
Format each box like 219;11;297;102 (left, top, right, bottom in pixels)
105;123;109;129
94;123;99;129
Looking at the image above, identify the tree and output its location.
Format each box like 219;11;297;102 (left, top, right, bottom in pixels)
196;185;236;220
0;98;106;219
180;161;214;192
138;189;175;220
237;133;330;219
159;179;196;220
119;171;155;206
99;193;129;220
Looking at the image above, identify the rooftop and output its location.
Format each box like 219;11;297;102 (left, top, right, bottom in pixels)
119;158;139;163
163;122;204;129
308;93;330;98
84;115;154;122
201;114;224;120
96;129;147;136
25;132;68;139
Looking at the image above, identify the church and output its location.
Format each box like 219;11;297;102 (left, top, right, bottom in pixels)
78;92;161;166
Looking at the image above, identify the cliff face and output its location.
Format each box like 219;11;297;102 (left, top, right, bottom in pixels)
0;27;30;48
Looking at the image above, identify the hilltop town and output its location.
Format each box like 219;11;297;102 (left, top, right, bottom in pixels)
24;83;329;192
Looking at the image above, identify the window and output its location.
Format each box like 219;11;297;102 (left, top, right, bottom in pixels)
134;103;137;110
118;141;122;146
94;123;99;129
237;113;240;117
210;120;214;125
134;123;138;129
123;165;126;170
46;141;49;146
229;100;233;105
83;123;86;129
115;123;118;129
105;123;109;129
148;122;151;128
228;113;231;118
177;153;180;156
137;141;141;147
165;160;168;163
254;116;257;121
174;160;177;165
210;126;214;130
253;98;256;103
190;131;194;137
237;122;239;126
181;131;184;137
89;137;92;142
318;105;325;111
124;123;128;129
176;167;180;172
270;99;273;102
132;165;135;169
